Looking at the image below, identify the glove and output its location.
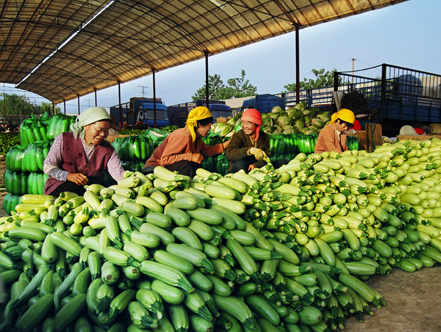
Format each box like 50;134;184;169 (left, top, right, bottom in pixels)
249;148;266;161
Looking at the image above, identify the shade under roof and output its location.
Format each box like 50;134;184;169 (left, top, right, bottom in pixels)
0;0;407;104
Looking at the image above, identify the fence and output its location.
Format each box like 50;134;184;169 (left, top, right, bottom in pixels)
334;64;441;123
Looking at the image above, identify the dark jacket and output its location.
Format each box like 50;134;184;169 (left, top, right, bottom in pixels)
225;129;270;172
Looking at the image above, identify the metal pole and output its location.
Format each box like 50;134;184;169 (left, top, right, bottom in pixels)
3;92;6;124
295;23;300;104
352;58;355;85
77;94;80;115
94;87;98;106
63;99;66;114
118;81;123;129
152;68;157;128
204;51;209;109
380;64;387;122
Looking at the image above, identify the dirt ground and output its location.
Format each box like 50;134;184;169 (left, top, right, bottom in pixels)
0;157;440;330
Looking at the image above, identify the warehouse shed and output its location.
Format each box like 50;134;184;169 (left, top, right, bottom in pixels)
1;0;406;104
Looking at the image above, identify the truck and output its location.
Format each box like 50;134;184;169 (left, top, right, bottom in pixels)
167;100;233;123
222;64;441;136
223;94;285;115
110;97;176;128
334;63;441;136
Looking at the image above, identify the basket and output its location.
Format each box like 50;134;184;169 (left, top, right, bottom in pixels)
430;123;441;135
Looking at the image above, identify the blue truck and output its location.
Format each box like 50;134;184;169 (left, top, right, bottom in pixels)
228;94;285;114
167;100;233;124
223;64;441;136
110;98;232;129
110;97;187;128
334;64;441;135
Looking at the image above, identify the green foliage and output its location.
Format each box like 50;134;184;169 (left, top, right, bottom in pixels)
0;132;20;155
192;70;257;101
0;93;60;116
118;129;146;135
284;68;343;92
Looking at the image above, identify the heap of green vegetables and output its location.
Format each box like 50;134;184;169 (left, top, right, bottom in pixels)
1;138;441;332
0;133;20;155
211;102;331;138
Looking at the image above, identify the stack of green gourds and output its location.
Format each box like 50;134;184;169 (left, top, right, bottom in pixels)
3;114;77;214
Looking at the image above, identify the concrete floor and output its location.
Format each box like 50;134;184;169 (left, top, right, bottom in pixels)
344;266;441;332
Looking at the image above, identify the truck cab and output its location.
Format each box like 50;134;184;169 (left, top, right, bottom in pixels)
195;100;232;121
136;100;168;127
241;94;285;114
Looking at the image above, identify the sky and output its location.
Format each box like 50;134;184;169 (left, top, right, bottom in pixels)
2;0;441;114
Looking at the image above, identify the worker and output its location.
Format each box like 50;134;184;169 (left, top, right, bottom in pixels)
43;107;125;197
225;108;288;173
142;106;229;177
314;108;355;154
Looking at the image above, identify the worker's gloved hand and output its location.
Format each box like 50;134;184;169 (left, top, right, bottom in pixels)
249;148;266;161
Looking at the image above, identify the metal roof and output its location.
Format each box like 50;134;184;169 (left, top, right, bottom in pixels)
1;0;407;104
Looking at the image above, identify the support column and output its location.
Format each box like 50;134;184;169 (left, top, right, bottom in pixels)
94;87;98;106
63;99;66;115
204;51;209;109
295;23;300;104
118;81;123;129
77;94;80;115
152;68;157;127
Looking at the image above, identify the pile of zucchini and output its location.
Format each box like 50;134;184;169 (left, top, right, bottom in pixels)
2;137;441;332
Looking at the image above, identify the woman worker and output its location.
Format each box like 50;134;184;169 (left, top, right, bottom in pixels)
142;106;229;177
226;108;288;173
43;107;125;197
314;108;355;154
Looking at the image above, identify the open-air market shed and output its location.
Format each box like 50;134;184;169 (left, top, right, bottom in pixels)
1;0;407;106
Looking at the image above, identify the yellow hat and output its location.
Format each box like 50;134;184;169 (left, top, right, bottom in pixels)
186;106;212;142
330;108;355;125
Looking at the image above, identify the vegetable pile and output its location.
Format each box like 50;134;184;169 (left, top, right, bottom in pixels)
211;102;331;138
261;103;330;135
0;133;20;156
2;137;441;332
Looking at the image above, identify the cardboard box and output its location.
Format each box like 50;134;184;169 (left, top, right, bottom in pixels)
106;134;132;144
397;135;441;141
430;124;441;135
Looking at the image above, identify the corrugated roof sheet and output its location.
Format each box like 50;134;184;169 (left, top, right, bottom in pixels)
0;0;407;104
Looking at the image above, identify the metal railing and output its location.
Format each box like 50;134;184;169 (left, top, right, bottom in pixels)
335;64;441;123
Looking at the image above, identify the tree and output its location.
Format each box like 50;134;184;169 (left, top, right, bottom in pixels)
283;68;343;92
0;93;59;116
192;70;257;101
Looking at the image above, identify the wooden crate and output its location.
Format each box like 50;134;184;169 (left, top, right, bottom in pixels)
356;131;367;151
345;124;382;152
365;123;382;152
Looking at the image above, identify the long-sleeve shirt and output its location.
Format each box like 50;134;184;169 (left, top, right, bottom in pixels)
43;133;125;182
225;129;270;172
314;123;348;154
144;127;224;167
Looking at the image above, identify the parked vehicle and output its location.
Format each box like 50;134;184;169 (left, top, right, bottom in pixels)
334;64;441;135
167;100;233;124
110;97;169;128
